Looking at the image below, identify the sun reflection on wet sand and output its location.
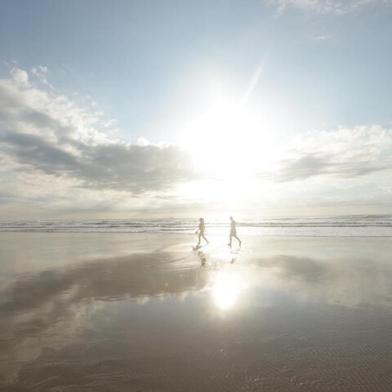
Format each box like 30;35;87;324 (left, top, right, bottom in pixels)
211;269;247;310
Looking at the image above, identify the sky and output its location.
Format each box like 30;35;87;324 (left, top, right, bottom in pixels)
0;0;392;219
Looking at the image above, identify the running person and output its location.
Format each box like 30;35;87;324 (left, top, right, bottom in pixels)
195;217;209;248
228;216;242;248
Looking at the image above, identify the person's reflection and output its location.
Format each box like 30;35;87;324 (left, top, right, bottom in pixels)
197;250;207;267
196;250;238;267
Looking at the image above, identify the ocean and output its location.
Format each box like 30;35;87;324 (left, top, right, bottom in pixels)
1;215;392;236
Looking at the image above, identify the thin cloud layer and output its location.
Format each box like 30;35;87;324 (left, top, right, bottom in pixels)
267;0;391;14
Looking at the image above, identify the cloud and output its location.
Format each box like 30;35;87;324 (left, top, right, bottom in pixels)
277;152;389;181
312;34;334;41
0;130;193;193
267;0;391;15
10;67;30;87
0;67;196;211
1;66;392;217
274;126;392;182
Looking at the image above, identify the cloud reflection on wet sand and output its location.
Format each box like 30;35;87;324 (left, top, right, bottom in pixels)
1;235;392;391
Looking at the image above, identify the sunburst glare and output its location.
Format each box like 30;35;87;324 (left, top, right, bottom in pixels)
180;85;277;181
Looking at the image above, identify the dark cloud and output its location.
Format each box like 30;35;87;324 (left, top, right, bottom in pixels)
0;129;195;192
1;130;79;173
276;153;390;182
84;143;195;192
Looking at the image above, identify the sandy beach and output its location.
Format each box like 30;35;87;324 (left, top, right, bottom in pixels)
1;232;392;391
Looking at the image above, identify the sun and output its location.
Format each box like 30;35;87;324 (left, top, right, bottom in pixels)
180;91;274;181
176;81;282;206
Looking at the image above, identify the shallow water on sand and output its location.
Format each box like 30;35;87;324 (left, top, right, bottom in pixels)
1;233;392;391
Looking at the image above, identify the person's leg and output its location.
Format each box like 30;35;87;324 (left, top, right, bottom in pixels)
228;234;232;247
234;234;241;247
197;233;201;247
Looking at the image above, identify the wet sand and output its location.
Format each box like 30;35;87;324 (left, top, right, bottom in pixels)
1;233;392;391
